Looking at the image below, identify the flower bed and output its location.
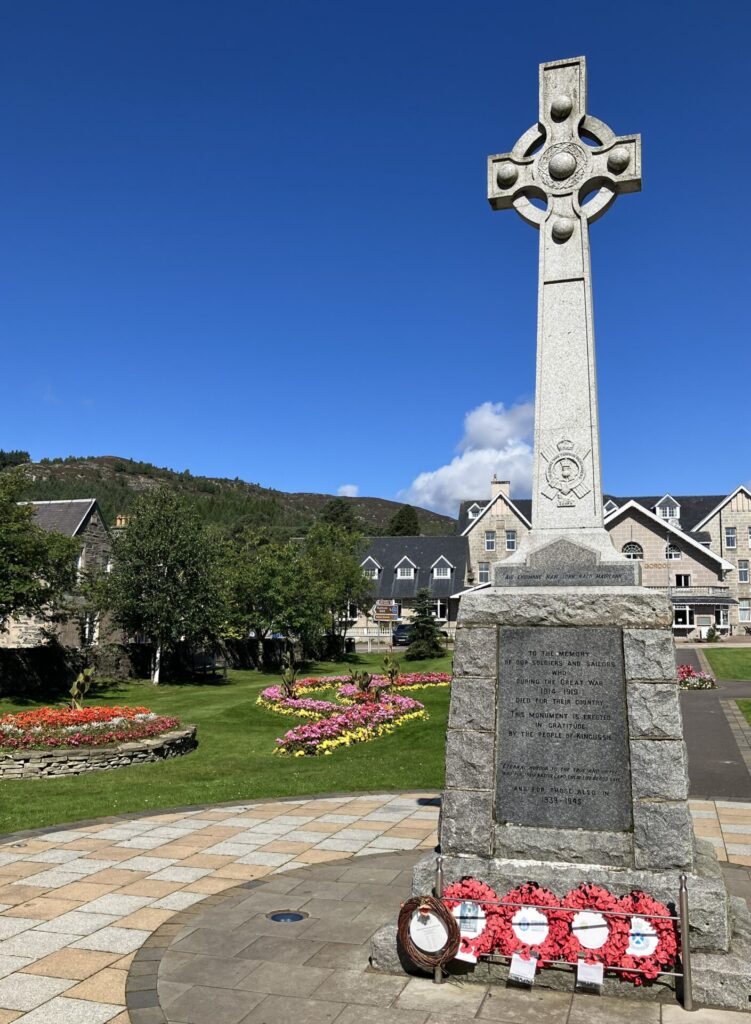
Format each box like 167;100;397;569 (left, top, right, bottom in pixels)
273;694;427;756
290;672;451;696
677;664;716;689
0;706;182;751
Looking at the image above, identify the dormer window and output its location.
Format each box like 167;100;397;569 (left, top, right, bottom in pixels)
361;556;381;580
397;566;414;579
655;496;680;521
603;500;618;516
433;566;450;579
467;503;482;520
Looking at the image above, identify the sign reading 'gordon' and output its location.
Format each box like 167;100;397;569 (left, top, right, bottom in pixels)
495;626;631;831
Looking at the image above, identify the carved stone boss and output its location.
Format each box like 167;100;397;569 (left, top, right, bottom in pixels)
488;57;641;531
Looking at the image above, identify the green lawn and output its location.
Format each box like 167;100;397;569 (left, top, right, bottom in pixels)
0;653;451;837
703;648;751;681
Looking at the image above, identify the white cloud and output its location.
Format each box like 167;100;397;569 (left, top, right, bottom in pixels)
399;401;534;515
337;483;359;497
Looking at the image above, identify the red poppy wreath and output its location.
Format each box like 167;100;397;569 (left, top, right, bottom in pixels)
442;878;503;963
493;882;568;962
559;883;630;967
618;890;679;983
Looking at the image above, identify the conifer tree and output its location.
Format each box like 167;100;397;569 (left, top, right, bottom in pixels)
405;587;445;660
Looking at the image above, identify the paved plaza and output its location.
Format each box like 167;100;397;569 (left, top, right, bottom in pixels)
0;792;749;1023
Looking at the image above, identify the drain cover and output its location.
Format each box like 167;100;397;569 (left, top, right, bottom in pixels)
267;911;308;923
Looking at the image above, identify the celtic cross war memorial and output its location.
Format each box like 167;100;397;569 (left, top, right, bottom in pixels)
372;56;751;1010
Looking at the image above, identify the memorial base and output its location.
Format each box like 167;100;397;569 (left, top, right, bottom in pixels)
369;579;751;1010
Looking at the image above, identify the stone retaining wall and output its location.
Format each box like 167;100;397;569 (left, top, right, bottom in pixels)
0;726;197;779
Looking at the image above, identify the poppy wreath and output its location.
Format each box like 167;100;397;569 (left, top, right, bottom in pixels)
442;878;504;962
559;883;630;967
618;890;679;984
494;882;568;962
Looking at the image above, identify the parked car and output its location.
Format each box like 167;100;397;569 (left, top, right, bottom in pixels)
392;623;449;647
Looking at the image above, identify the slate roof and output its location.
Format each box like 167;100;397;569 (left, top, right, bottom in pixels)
362;536;469;600
459;493;725;538
25;499;96;537
456;498;532;534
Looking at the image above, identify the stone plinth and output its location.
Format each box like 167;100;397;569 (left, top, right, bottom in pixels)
370;585;751;1011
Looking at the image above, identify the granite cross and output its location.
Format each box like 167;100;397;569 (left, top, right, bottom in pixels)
488;56;641;537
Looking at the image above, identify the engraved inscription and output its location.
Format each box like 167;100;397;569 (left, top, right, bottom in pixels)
496;626;631;831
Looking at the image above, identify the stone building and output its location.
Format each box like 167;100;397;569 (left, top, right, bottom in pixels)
0;498;114;649
460;478;750;638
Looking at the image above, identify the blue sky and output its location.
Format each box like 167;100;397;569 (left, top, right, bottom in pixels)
1;1;749;514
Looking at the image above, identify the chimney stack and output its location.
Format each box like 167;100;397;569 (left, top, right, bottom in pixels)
491;475;510;500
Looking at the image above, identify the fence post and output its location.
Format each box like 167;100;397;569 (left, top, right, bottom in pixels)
434;856;444;984
679;872;694;1011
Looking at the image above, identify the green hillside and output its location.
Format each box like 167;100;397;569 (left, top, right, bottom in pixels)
14;456;454;537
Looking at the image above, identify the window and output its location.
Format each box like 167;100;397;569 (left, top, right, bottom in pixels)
343;602;358;619
658;504;678;519
674;606;695;627
432;599;448;620
675;574;691;588
725;526;737;549
622;542;643;560
433;566;450;579
715;607;729;627
696;615;713;627
478;561;490;584
397;566;414;579
740;599;751;623
665;544;681;560
484;530;496;552
364;568;379;579
739;560;750;584
603;500;618;515
748;526;751;547
506;530;517;551
467;504;482;520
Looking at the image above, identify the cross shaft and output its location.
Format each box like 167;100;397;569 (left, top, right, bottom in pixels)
487;56;641;538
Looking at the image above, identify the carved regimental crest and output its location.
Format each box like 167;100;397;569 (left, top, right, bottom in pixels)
540;439;591;507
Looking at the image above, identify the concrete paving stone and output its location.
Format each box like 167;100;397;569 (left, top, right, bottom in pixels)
72;926;151;954
6;899;82;920
63;968;127;1006
288;880;358;900
661;1008;751;1023
298;898;368;921
363;837;421;851
310;967;407;1005
689;810;720;820
283;832;335;845
0;972;73;1011
146;866;211;882
239;992;345;1024
0;959;32;983
237;960;333;996
161;952;259;988
396;977;488;1016
722;823;751;834
304;942;372;971
201;843;262;858
110;856;178;873
334;1010;429;1024
335;829;387;841
223;890;310;916
183;876;239;894
0;1010;20;1023
164;984;265;1024
246;822;298;837
238;933;325;964
156;978;191;1007
569;993;660;1023
272;815;319;825
77;895;153;916
316;815;360;824
0;921;36;942
361;811;413;822
22;850;86;866
114;837;166;850
60;861;120;877
725;843;751;855
11;995;123;1023
11;869;83;890
304;919;379;945
21;948;121;980
171;927;267;958
115;880;182;898
336;866;402;885
151;891;206;911
235;852;293;867
314;839;370;854
0;929;71;959
37;911;120;936
477;986;572;1022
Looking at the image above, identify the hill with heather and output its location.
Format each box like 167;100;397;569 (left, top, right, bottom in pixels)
13;456;455;537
